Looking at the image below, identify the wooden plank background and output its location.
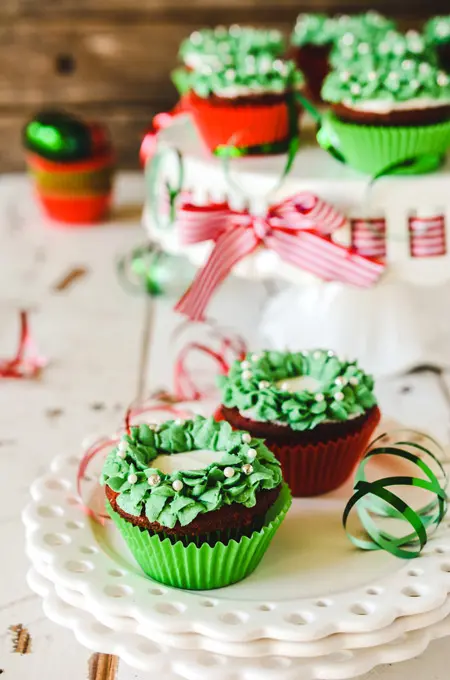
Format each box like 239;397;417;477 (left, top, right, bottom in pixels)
3;0;448;171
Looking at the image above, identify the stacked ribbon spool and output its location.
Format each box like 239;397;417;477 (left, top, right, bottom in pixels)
23;110;115;225
408;214;447;258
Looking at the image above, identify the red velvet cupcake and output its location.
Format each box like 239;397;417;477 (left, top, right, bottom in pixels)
218;350;380;497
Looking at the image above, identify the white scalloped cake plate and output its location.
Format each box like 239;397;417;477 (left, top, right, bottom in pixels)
27;566;450;680
27;540;450;659
22;419;450;645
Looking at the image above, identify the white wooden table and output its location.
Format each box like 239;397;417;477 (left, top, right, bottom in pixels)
1;173;450;680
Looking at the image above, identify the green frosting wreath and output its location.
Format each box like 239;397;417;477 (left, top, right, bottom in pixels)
291;13;336;47
100;416;282;528
330;29;435;69
425;17;450;45
180;56;304;99
323;46;450;105
179;26;285;70
218;350;377;431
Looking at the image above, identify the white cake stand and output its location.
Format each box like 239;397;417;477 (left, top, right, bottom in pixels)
143;115;450;377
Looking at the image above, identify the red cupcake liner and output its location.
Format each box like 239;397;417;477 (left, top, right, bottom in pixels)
27;152;114;224
217;406;381;497
292;45;331;103
37;192;112;225
187;91;295;153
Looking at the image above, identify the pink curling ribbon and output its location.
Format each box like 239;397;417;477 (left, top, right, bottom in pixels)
139;100;187;166
76;323;245;521
0;310;46;380
174;193;386;322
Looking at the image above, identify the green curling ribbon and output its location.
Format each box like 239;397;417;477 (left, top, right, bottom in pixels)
117;242;195;299
147;144;184;230
215;94;300;199
343;432;448;559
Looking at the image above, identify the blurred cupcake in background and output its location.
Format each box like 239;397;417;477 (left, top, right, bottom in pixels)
290;13;336;102
320;33;450;176
184;54;304;155
425;16;450;73
179;25;285;72
23;110;115;225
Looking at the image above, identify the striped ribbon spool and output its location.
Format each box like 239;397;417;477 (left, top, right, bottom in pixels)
409;214;447;258
351;218;387;259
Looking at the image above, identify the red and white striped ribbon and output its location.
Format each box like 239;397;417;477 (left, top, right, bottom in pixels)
351;218;387;259
174;193;385;322
409;215;447;258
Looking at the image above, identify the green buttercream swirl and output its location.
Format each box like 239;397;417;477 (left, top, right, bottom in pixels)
425;17;450;45
332;11;396;40
291;13;336;47
182;56;304;98
218;350;377;431
323;47;450;104
100;416;282;529
330;29;435;69
179;26;285;70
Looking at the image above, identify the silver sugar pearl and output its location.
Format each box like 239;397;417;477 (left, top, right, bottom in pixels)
334;391;345;401
341;32;355;46
242;463;254;475
350;83;361;96
224;467;235;478
349;376;360;386
147;473;161;487
118;439;128;452
438;72;449;87
259;380;270;389
251;353;262;361
340;70;351;82
242;433;252;444
247;448;257;460
150;423;159;432
315;393;325;403
128;473;138;485
241;360;251;369
402;59;414;70
242;370;253;380
281;381;290;391
335;376;347;386
174;419;183;426
313;350;322;359
172;480;184;492
327;350;335;357
358;42;370;55
368;71;377;81
117;449;127;459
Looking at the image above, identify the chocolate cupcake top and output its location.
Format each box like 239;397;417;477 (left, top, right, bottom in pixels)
184;55;304;98
179;25;285;71
100;416;282;528
425;16;450;45
218;350;376;431
291;13;336;47
323;47;450;109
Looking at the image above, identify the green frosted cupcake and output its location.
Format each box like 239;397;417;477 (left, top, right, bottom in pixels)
425;16;450;73
320;39;450;175
100;416;290;590
179;25;285;72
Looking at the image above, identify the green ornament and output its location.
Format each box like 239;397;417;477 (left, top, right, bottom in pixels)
23;110;93;162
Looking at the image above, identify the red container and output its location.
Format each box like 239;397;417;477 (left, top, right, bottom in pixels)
187;91;296;153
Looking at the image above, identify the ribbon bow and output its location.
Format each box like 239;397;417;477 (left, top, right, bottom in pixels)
175;193;385;321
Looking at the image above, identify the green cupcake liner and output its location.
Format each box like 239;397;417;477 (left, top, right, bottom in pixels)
106;484;291;590
319;112;450;176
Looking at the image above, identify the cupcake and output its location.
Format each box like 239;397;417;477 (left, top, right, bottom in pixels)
24;110;114;225
183;54;304;155
101;416;290;589
320;35;450;176
290;13;336;102
425;16;450;73
291;12;395;103
217;350;381;497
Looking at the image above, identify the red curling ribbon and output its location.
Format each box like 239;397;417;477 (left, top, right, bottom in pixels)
174;192;386;322
140;99;188;167
0;310;46;379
